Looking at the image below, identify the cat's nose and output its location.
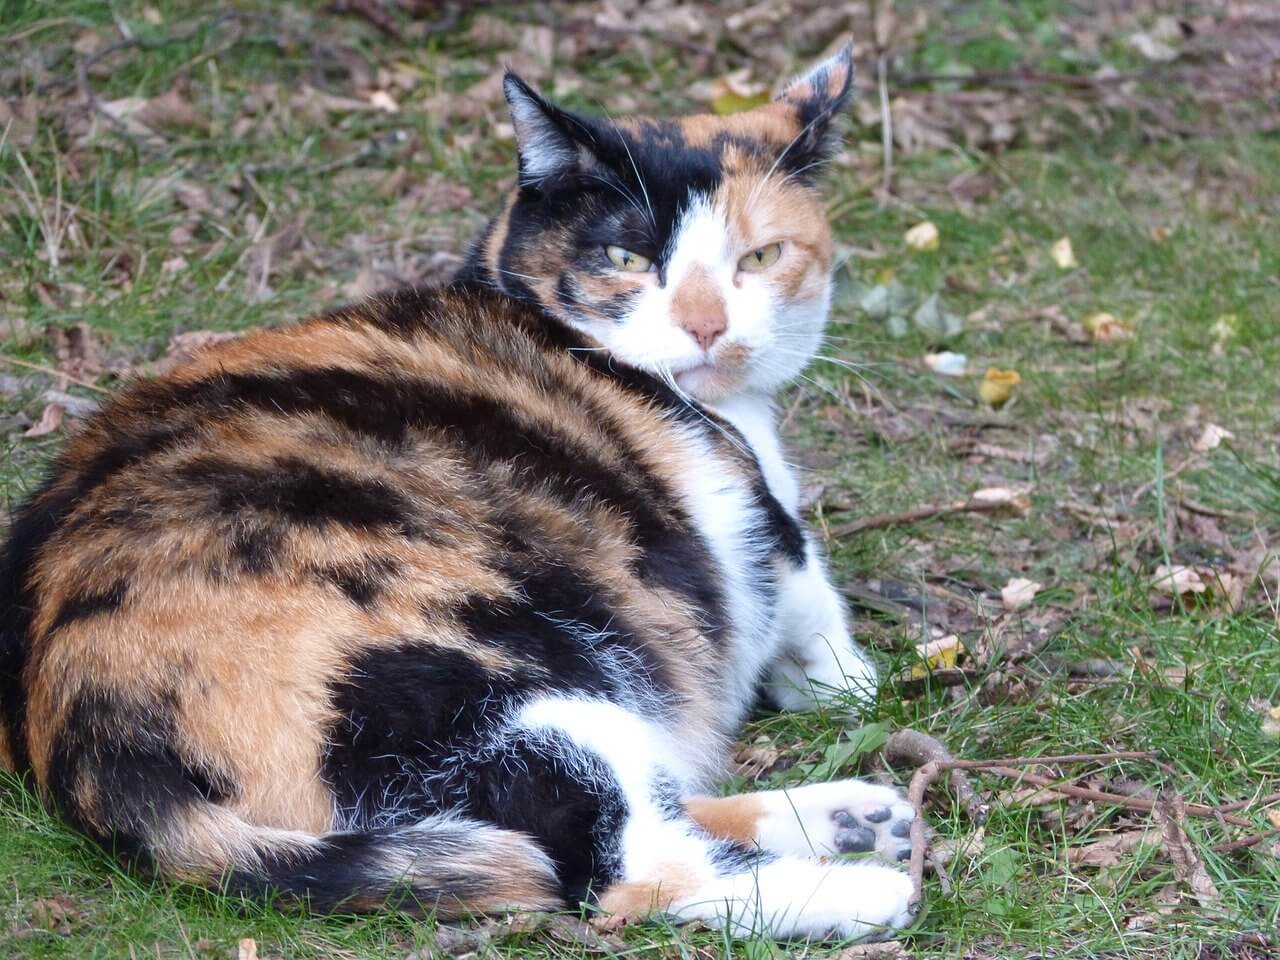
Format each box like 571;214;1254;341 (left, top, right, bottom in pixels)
671;267;728;352
682;312;727;351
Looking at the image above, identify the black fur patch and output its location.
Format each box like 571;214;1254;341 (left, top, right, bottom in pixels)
178;456;425;537
48;578;129;635
223;820;491;914
46;687;236;865
313;556;401;608
462;730;628;905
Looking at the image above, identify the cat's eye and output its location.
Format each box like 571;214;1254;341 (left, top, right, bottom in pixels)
606;245;653;273
738;243;782;273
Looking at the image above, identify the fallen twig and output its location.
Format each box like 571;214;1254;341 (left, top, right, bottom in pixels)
1211;829;1280;855
828;491;1024;538
982;766;1253;827
883;729;988;913
0;356;111;394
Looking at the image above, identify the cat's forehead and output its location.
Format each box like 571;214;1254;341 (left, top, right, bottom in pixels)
611;105;805;174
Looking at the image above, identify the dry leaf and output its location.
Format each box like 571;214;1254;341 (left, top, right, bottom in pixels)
24;402;65;438
368;90;399;113
904;221;940;252
1267;808;1280;829
1001;577;1043;612
979;368;1021;408
923;350;967;376
1261;704;1280;739
832;943;910;959
238;938;258;960
729;741;782;779
1153;564;1207;597
46;322;107;380
1050;236;1077;269
911;635;965;677
1083;312;1134;342
1066;829;1159;868
969;486;1033;516
1192;423;1234;453
1151;794;1219;906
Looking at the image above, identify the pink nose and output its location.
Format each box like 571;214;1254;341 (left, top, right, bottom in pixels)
671;269;728;351
681;311;727;350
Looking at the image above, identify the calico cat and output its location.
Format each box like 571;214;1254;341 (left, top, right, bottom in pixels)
0;45;918;940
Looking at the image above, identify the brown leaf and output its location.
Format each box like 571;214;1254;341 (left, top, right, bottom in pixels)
728;741;782;779
1151;793;1220;906
46;321;107;381
134;87;207;132
24;402;66;438
832;942;911;959
237;938;258;960
1066;829;1159;868
0;97;38;149
28;895;83;935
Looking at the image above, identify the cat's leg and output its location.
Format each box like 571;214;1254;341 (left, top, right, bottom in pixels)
766;538;879;712
686;780;915;863
488;696;914;941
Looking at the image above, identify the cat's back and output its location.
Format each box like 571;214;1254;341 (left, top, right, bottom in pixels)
0;284;741;816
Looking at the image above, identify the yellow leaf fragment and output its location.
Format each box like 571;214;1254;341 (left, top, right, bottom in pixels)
1211;314;1238;354
238;940;259;960
1050;236;1077;269
910;635;965;677
904;221;940;252
1001;577;1043;611
1083;312;1134;342
979;368;1021;408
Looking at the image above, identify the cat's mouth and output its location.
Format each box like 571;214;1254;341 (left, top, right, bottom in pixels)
671;344;752;398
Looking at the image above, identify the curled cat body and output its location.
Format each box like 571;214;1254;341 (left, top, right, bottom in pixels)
0;46;918;940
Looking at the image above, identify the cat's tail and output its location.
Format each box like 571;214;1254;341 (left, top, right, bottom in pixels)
156;803;562;915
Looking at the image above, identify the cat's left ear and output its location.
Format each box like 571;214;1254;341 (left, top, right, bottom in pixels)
774;42;855;173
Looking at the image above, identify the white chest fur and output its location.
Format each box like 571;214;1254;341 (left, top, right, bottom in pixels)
670;395;800;734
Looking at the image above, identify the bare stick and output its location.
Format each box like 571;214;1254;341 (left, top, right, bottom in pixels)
0;356;111;393
1211;829;1280;855
884;729;989;823
829;494;1023;537
983;767;1253;827
946;751;1157;770
905;758;939;912
1216;790;1280;814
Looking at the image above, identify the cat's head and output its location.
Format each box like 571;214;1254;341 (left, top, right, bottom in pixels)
468;46;854;403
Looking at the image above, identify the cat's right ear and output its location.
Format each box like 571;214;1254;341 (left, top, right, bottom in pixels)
503;72;588;187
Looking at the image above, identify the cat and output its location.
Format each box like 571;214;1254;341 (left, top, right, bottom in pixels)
0;44;918;940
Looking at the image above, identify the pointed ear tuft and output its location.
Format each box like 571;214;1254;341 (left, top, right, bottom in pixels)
773;41;855;174
779;41;855;114
503;72;584;186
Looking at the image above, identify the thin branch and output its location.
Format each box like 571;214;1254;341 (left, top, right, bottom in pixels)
0;356;111;394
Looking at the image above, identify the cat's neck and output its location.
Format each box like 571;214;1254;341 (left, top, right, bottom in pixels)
706;392;800;517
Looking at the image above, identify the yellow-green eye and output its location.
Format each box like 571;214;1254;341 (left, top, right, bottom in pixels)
606;245;652;272
738;243;782;273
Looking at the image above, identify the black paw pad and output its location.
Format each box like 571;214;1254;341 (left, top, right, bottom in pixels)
891;819;911;838
835;825;877;853
863;806;891;823
831;810;857;829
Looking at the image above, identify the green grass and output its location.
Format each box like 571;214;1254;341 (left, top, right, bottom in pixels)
3;1;1279;957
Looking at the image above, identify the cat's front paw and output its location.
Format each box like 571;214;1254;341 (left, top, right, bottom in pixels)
755;779;915;864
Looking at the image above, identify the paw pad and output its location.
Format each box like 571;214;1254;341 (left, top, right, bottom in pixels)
829;802;915;863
